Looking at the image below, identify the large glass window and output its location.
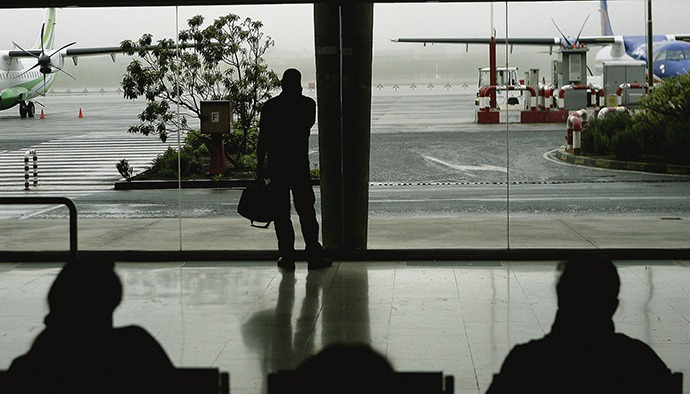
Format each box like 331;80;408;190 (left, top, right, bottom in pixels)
0;1;688;255
369;1;690;250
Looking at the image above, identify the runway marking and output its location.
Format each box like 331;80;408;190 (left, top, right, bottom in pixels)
369;196;687;203
0;131;174;202
423;155;507;173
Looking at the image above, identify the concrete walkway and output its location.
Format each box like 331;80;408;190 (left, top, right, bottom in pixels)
2;215;689;262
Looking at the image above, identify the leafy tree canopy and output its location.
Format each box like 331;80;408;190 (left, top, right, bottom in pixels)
638;74;690;125
582;74;690;165
121;13;280;165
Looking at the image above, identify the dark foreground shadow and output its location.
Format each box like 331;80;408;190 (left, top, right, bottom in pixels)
6;260;177;394
487;255;680;394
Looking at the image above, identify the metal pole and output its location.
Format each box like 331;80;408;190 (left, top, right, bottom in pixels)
646;0;654;89
490;36;497;109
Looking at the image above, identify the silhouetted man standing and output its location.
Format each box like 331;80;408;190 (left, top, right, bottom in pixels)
486;255;676;394
257;68;331;271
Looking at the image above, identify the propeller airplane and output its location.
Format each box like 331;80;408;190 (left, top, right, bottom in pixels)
0;8;132;118
1;7;195;119
393;0;690;85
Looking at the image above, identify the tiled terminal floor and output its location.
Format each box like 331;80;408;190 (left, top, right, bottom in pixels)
1;260;688;393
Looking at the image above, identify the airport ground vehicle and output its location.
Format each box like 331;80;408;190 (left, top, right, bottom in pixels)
474;66;523;108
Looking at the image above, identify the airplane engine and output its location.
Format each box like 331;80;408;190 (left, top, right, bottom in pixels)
0;88;24;110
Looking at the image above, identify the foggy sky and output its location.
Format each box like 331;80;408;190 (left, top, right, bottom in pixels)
1;1;687;88
3;1;688;51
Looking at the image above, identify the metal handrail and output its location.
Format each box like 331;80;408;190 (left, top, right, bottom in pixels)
0;197;78;262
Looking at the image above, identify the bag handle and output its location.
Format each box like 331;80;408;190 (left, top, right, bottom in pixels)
250;220;271;229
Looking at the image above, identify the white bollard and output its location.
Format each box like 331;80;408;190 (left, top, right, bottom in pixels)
572;117;582;155
24;150;38;190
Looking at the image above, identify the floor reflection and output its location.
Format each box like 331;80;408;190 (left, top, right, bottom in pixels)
0;260;688;394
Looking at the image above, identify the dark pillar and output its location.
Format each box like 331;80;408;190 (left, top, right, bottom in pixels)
314;3;373;250
341;4;373;249
314;3;344;250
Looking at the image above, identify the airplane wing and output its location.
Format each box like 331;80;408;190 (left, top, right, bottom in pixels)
392;36;616;47
7;46;121;57
65;46;130;56
65;43;198;57
8;44;198;65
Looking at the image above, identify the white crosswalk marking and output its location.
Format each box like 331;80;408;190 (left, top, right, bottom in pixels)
0;131;177;198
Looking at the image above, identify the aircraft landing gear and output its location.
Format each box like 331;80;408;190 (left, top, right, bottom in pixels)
18;101;35;119
19;102;27;118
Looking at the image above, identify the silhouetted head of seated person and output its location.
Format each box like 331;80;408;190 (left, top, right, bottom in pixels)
295;343;395;394
486;255;675;394
554;253;620;335
8;259;175;394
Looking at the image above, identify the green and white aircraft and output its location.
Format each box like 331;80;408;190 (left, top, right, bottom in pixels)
0;8;126;118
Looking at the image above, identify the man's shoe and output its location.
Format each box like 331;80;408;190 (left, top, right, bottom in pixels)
277;257;296;271
308;258;333;270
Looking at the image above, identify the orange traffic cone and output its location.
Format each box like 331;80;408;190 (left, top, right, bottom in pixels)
40;109;45;119
78;108;84;118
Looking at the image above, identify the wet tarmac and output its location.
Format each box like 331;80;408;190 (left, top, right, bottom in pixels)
0;89;689;250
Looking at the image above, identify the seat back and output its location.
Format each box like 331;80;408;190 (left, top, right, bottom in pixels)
0;368;229;394
394;372;454;394
672;372;683;394
267;370;298;394
175;368;229;394
268;370;454;394
0;370;7;392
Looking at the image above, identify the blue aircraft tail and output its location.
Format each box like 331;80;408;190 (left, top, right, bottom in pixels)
600;0;615;36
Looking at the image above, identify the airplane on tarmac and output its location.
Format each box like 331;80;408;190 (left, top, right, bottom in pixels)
393;0;690;85
0;7;196;119
0;8;130;118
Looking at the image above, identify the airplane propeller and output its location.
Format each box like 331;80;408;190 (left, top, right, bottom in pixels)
12;23;77;94
551;15;591;49
551;18;574;48
549;16;595;77
575;15;591;45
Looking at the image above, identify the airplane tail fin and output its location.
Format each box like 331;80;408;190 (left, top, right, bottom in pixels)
32;8;56;50
599;0;615;36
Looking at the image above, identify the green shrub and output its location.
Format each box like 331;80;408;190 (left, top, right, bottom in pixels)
610;128;641;161
582;126;612;155
238;152;257;170
150;145;205;179
224;122;259;170
582;112;634;156
634;74;690;163
185;130;211;156
630;114;666;157
581;75;690;166
116;159;134;181
663;122;690;165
